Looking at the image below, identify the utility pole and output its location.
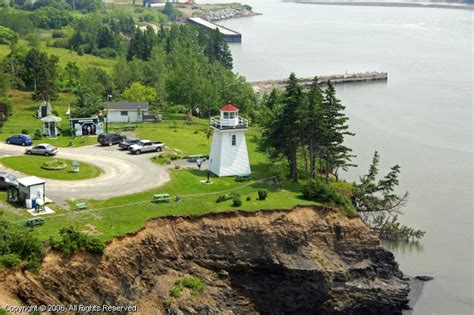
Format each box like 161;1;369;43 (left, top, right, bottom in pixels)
106;94;112;133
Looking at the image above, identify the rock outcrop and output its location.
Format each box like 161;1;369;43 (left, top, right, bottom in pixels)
1;206;410;314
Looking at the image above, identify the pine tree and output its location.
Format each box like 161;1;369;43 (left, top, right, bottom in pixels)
319;81;355;179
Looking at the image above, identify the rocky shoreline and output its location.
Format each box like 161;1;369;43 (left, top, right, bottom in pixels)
200;6;262;21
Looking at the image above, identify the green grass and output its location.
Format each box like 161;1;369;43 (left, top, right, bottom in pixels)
0;90;98;147
170;276;205;298
0;156;102;180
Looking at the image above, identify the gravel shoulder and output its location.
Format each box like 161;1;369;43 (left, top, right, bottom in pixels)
0;143;170;206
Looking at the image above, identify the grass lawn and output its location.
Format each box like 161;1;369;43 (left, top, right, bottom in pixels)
1;169;316;242
0;90;98;147
0;156;102;180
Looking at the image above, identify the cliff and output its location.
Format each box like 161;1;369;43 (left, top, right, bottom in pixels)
0;206;410;314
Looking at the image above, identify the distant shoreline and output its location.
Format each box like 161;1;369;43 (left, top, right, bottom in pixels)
287;0;474;10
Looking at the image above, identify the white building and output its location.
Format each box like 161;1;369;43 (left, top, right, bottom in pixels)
17;176;45;208
106;101;149;123
208;102;251;177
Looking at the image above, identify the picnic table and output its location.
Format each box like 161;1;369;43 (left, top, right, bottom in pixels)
235;174;252;182
187;154;204;162
25;217;45;228
75;202;87;210
123;125;136;131
152;193;171;203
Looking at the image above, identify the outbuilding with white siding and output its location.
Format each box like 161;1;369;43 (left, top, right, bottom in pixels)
106;101;149;123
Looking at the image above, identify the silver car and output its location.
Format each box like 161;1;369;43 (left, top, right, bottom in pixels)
0;172;18;189
25;143;58;156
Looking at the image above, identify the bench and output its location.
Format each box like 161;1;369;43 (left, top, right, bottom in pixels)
75;202;88;210
187;154;204;162
25;217;45;228
152;193;171;203
235;174;252;182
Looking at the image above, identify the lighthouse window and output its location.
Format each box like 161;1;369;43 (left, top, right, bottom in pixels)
230;112;236;119
231;134;236;146
223;112;229;119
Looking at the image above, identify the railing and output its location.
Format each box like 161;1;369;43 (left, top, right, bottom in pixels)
210;116;248;129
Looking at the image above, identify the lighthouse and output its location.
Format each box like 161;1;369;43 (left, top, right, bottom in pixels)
208;101;251;177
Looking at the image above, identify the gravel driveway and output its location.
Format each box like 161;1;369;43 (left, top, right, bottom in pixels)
0;143;170;206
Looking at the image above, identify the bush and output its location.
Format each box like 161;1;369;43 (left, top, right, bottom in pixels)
34;128;43;140
170;276;205;298
21;129;28;134
168;105;188;114
50;226;106;256
257;190;268;200
301;178;354;212
0;253;21;268
232;196;242;207
52;30;66;38
41;159;67;170
216;195;230;203
246;196;251;201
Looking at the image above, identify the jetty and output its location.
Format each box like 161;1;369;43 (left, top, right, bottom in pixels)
250;71;388;93
188;17;242;42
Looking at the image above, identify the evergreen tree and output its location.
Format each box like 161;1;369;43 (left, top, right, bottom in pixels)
263;73;303;181
319;81;355;179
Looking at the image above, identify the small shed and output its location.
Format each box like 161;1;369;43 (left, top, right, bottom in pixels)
40;115;62;137
17;176;46;208
37;101;52;119
106;101;149;123
70;116;104;136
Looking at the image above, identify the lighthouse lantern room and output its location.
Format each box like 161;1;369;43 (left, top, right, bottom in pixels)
208;101;251;177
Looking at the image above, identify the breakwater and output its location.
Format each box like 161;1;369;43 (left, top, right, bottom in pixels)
251;71;388;93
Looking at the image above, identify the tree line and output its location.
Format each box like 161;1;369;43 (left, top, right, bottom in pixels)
262;73;355;182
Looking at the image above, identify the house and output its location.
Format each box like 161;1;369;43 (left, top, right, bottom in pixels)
106;101;149;123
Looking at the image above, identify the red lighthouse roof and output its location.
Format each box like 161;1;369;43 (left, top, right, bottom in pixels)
220;101;239;112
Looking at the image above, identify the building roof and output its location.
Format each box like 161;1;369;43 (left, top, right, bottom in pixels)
40;115;62;123
220;101;239;112
107;101;149;111
18;176;45;187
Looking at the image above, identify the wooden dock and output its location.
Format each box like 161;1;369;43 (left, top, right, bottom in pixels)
250;71;388;93
188;17;242;42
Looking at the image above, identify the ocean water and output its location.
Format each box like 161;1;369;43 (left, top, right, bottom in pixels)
196;0;473;313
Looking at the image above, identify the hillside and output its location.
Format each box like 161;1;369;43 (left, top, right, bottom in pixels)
0;206;410;314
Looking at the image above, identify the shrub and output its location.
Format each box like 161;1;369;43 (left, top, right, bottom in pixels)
41;159;67;170
21;129;28;135
168;105;188;114
216;195;230;203
34;128;43;140
50;226;106;256
246;196;251;201
301;178;354;212
0;253;21;268
170;276;205;298
52;30;66;38
257;190;268;200
232;196;242;207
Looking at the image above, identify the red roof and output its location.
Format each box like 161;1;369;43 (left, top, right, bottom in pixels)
220;101;239;112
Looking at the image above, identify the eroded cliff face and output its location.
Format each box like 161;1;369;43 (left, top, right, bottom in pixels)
1;207;410;314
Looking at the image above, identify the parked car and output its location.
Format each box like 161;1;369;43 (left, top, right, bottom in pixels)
118;138;140;150
6;134;33;146
129;140;164;155
0;172;18;190
25;143;58;156
98;133;124;146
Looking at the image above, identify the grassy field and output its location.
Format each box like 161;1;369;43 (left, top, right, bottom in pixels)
0;156;103;180
0;90;98;147
0;40;116;73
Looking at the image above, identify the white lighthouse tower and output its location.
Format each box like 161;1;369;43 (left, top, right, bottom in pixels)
208;101;251;177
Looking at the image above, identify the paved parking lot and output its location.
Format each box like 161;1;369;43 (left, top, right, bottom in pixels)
0;143;170;206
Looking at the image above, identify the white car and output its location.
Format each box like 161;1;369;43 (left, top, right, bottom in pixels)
25;143;58;156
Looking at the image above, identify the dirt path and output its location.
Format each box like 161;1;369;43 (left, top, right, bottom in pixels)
0;143;170;206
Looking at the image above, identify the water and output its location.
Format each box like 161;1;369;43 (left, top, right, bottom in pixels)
196;1;473;313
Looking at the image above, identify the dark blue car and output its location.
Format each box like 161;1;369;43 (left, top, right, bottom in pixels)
6;134;33;146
